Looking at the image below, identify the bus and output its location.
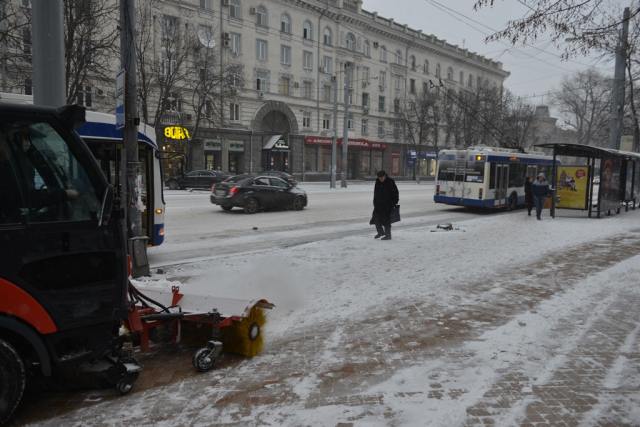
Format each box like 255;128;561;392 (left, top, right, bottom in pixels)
0;92;165;246
77;111;165;246
434;147;558;210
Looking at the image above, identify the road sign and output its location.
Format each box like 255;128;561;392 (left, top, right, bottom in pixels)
115;69;125;130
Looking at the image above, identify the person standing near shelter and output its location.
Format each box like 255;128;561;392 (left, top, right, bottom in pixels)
524;177;534;216
531;173;550;220
372;170;399;240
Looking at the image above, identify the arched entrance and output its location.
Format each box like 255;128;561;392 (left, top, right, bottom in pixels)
252;101;299;173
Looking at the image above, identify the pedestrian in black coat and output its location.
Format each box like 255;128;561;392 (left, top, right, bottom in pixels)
524;177;534;216
371;170;399;240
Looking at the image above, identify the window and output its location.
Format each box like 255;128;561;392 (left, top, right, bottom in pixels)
280;76;290;95
303;112;311;128
379;71;386;87
363;66;370;83
348;118;354;130
229;0;240;18
362;93;369;108
303;21;312;40
76;86;92;108
22;27;31;55
394;75;403;91
410;55;416;71
255;70;269;91
424;60;429;74
322;117;331;129
378;96;385;111
435;63;441;77
364;40;370;56
323;27;332;45
323;56;333;74
303;51;312;69
256;6;267;26
323;84;332;102
204;100;213;119
281;14;291;33
447;67;453;80
164;92;181;112
459;71;464;84
21;0;31;7
230;33;241;54
301;80;312;99
361;119;368;134
374;151;383;173
378;121;385;136
162;52;176;75
393;98;400;112
361;150;370;174
394;122;400;137
281;45;291;65
468;74;473;87
348;90;354;105
380;46;387;61
24;79;32;96
345;33;355;51
423;82;429;93
230;102;240;121
256;39;267;60
161;16;175;40
229;69;241;87
410;79;415;93
395;50;402;65
200;0;212;10
198;25;214;49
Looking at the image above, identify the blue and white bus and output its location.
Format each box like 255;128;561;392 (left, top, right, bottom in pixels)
77;111;165;246
434;147;558;210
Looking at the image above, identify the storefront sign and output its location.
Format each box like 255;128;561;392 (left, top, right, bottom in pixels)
271;139;290;152
204;139;221;151
228;140;245;152
304;136;388;150
164;126;190;140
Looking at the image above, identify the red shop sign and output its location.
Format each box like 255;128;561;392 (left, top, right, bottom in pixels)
304;136;388;150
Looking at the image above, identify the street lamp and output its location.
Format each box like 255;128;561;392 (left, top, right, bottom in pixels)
328;66;377;188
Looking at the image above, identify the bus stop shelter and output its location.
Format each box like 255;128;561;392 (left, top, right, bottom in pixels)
537;143;640;218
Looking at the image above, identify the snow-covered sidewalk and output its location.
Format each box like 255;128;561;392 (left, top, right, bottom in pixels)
11;209;640;426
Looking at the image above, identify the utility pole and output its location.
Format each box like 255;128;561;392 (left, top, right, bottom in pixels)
32;0;65;107
331;78;338;188
120;0;148;277
341;65;352;188
609;7;630;150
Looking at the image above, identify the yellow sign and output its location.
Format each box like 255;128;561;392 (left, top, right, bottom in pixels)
556;166;589;209
164;126;190;140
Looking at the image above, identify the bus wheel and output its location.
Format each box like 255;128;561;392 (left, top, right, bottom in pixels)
507;194;517;211
0;340;26;425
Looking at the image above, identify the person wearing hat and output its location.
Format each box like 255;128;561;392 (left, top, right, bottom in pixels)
531;172;550;220
371;170;399;240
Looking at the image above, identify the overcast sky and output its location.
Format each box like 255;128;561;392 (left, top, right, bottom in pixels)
363;0;616;113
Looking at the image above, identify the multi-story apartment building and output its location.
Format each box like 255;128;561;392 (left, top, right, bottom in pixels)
4;0;510;180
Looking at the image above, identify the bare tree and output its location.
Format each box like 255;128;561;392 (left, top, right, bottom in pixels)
499;89;539;149
551;69;611;146
473;0;633;59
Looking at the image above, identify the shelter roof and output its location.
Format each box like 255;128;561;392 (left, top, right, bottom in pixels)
537;143;640;160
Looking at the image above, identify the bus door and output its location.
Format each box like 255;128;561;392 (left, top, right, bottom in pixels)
453;151;467;198
494;164;509;206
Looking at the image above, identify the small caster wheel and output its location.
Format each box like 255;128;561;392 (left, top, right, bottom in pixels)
116;379;133;395
193;347;215;372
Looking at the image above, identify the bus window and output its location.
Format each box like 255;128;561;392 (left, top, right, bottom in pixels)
437;158;455;181
489;163;496;189
509;163;525;187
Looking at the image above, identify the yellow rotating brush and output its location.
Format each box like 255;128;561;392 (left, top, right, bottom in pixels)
219;307;267;357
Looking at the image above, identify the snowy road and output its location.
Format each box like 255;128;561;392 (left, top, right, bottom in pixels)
148;182;483;267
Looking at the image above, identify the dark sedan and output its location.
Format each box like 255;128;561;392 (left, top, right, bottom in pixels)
165;170;230;190
211;176;307;213
261;170;298;186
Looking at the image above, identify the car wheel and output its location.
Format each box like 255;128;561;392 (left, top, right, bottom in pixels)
221;205;233;211
244;198;259;214
168;181;180;190
293;196;305;211
0;340;26;426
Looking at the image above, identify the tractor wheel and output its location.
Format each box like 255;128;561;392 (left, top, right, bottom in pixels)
168;181;180;190
293;196;305;211
192;348;216;372
244;198;259;214
0;340;26;425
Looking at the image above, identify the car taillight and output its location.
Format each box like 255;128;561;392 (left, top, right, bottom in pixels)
436;185;440;196
479;188;483;199
229;187;239;195
211;184;216;193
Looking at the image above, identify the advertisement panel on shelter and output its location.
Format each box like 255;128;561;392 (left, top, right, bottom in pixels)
634;160;640;199
556;166;589;209
599;154;622;212
624;160;634;201
391;151;400;176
